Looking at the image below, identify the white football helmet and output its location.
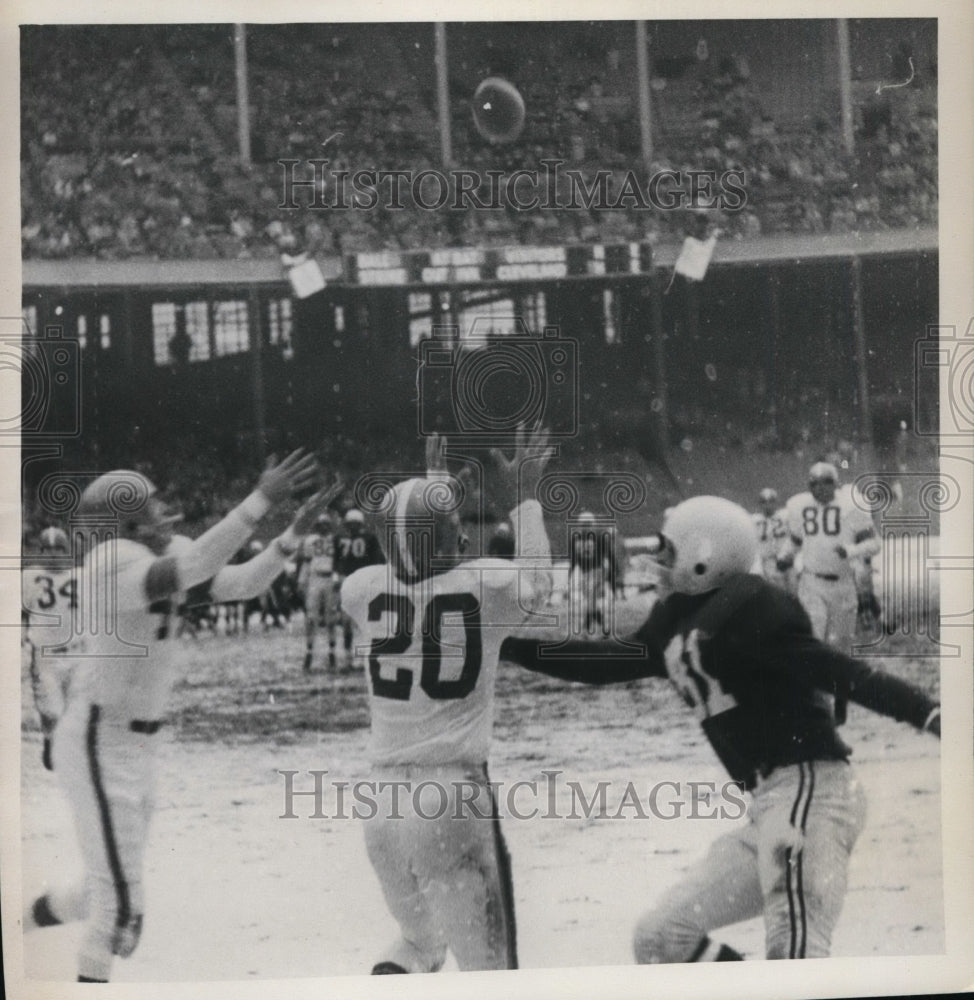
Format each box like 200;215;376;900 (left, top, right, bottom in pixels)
79;470;181;555
654;496;758;595
374;477;466;582
38;526;69;553
808;461;839;504
757;487;778;515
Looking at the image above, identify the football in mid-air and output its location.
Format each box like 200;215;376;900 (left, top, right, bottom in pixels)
472;76;526;144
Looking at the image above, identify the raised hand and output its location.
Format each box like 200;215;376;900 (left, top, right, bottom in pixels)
290;479;345;536
256;449;319;505
488;423;554;512
425;432;449;479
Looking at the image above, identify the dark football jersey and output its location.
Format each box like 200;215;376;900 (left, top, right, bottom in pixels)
334;529;384;578
501;573;936;789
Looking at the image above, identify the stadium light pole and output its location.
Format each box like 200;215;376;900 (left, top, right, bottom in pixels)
635;21;654;167
435;23;453;168
247;287;267;464
234;24;252;168
849;256;873;458
836;19;855;158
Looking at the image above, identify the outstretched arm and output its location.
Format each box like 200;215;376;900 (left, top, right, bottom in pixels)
130;450;319;609
783;631;940;735
489;424;555;610
208;482;343;604
500;635;665;685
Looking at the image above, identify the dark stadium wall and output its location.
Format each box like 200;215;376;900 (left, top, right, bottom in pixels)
20;246;938;504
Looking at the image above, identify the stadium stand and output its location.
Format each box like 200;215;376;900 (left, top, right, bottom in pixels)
21;24;937;261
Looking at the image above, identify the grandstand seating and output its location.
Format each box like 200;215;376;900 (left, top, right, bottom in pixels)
21;24;937;261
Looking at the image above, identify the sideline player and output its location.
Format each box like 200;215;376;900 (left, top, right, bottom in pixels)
297;511;340;671
777;462;880;656
341;427;552;974
568;512;621;636
23;452;335;983
22;527;77;770
333;508;384;664
501;496;939;962
752;488;791;592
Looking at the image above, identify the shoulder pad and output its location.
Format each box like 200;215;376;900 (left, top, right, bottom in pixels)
341;562;386;601
165;534;194;557
86;536;153;571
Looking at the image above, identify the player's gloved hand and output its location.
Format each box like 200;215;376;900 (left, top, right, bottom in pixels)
489;422;554;513
256;450;320;505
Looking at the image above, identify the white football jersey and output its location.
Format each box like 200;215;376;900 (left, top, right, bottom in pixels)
342;559;544;767
299;532;335;577
22;562;78;650
783;485;877;578
23;561;79;721
66;534;194;721
753;509;787;569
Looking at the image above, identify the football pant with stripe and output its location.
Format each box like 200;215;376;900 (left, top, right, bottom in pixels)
363;766;517;972
53;704;155;981
633;760;866;962
797;574;858;656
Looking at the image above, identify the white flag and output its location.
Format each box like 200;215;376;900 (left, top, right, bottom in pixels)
674;232;719;282
285;255;326;299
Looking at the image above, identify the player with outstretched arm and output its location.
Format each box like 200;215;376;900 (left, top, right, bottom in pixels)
23;452;339;983
501;495;939;963
340;427;553;974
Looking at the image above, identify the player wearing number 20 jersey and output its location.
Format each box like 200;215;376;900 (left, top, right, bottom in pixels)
341;468;552;975
501;496;938;964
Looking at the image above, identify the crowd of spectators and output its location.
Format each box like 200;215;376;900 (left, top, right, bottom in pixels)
22;25;937;262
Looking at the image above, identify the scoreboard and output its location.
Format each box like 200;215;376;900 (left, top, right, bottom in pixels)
347;242;654;287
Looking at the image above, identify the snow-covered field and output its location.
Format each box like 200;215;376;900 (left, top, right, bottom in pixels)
19;615;942;982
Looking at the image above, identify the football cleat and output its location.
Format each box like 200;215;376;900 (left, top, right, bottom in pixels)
371;961;408;975
654;496;758;595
